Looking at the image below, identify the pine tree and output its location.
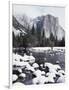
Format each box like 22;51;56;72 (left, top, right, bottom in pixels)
42;29;46;46
60;37;65;46
50;33;55;50
50;33;55;42
31;24;35;35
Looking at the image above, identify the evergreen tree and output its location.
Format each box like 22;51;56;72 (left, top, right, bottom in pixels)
61;37;65;46
41;29;45;46
50;33;55;50
59;37;65;46
55;36;58;46
31;24;35;35
12;32;15;47
50;33;55;42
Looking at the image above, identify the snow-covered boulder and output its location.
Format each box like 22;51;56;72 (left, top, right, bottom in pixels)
29;57;35;64
32;63;39;69
26;65;35;72
40;64;43;68
13;68;22;74
58;70;65;75
13;82;24;87
39;76;47;84
12;74;18;82
19;73;26;80
44;63;61;74
56;60;60;64
53;64;61;71
18;62;29;67
49;67;58;74
57;75;65;83
41;71;45;76
23;54;29;62
13;67;22;74
44;63;54;68
46;72;56;78
32;77;40;84
13;53;24;62
33;70;42;77
18;68;22;73
47;77;55;83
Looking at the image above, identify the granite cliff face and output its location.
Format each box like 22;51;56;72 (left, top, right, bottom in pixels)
33;14;65;41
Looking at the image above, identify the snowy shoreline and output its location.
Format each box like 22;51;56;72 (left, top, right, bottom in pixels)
29;47;65;52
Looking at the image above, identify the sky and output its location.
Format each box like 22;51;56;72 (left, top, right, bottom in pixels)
12;4;65;29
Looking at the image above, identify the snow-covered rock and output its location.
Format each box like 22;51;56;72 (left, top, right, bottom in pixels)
46;72;56;78
13;68;22;73
14;61;28;67
53;64;61;71
23;54;29;62
13;74;18;82
44;63;61;74
47;76;55;83
49;66;58;74
32;63;39;69
57;75;65;83
34;70;42;77
13;82;24;87
58;70;65;74
19;73;26;80
57;70;65;76
56;60;60;64
40;64;43;68
44;63;53;68
17;68;22;73
41;71;45;76
39;76;47;84
26;65;35;72
32;77;39;84
13;53;24;62
50;54;54;56
29;56;35;64
44;63;54;73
